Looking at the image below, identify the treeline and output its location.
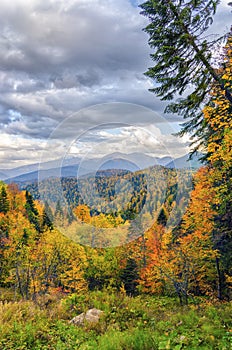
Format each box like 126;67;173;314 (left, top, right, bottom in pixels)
0;163;231;305
21;166;193;223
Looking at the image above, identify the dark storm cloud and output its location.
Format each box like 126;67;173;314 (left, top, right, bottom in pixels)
4;115;58;138
0;0;160;141
0;0;149;74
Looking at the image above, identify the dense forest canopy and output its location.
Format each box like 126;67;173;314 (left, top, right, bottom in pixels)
18;166;192;247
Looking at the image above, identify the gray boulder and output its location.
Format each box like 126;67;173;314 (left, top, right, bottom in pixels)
70;308;103;326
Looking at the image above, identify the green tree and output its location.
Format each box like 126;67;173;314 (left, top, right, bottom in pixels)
157;207;168;226
42;201;54;231
140;1;232;142
25;191;41;233
120;258;139;296
0;186;9;214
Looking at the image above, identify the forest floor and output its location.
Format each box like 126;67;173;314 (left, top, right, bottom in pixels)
0;289;231;349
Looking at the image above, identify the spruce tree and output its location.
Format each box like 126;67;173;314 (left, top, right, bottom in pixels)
120;258;139;296
157;207;168;226
25;190;41;233
0;186;9;214
42;201;54;231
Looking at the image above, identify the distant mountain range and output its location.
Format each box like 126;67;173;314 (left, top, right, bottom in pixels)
166;153;203;169
1;152;203;184
0;171;7;180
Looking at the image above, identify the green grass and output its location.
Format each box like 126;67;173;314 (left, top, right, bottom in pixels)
0;291;231;349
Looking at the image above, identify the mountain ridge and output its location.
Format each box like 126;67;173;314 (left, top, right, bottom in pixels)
2;152;203;184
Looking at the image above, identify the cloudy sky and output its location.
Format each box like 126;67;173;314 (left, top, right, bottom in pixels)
0;0;231;169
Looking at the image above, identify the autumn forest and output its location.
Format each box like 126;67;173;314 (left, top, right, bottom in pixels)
0;1;232;349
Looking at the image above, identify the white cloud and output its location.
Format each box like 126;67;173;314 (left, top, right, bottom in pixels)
0;0;230;168
62;123;191;162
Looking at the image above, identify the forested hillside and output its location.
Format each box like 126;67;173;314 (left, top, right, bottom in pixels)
0;157;231;348
0;1;231;349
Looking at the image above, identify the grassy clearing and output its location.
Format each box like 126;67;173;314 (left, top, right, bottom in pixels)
0;291;231;349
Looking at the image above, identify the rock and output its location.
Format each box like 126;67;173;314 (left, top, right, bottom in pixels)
179;335;186;342
70;308;104;326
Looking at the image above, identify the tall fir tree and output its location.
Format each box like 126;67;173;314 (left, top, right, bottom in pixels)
140;0;232;147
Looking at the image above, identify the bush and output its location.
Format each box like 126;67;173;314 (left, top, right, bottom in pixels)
0;292;231;349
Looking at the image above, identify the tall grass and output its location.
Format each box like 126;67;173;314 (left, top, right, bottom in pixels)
0;291;231;349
